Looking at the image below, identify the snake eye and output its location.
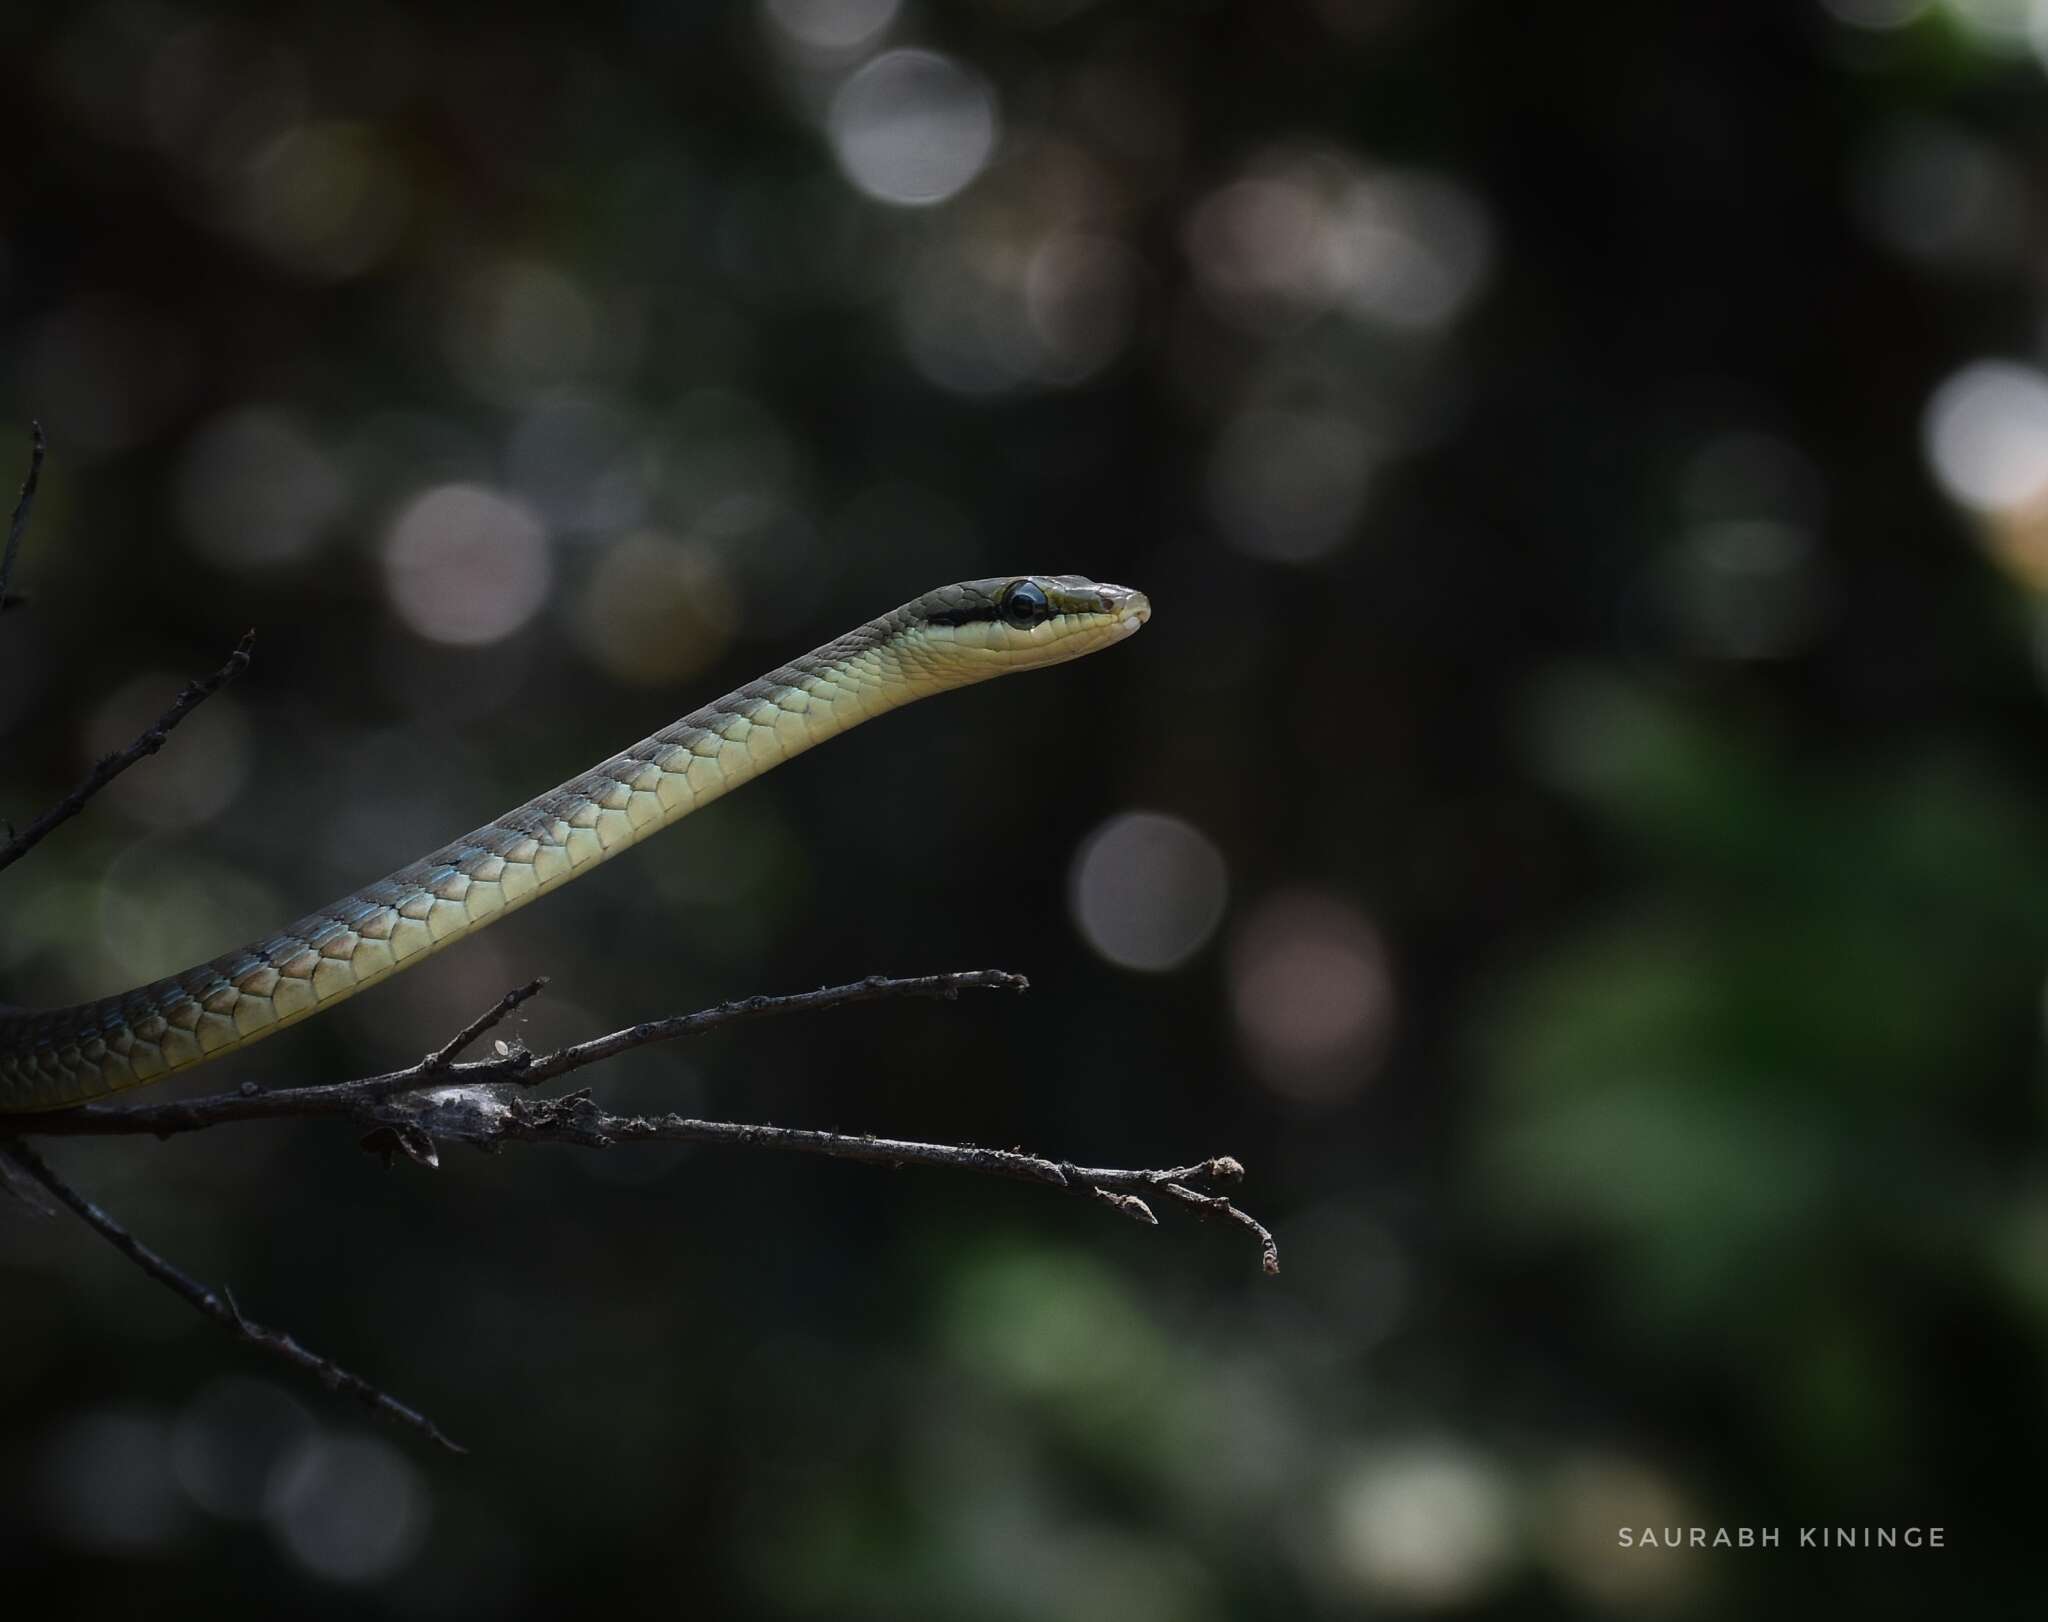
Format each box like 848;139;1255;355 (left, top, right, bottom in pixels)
999;580;1051;629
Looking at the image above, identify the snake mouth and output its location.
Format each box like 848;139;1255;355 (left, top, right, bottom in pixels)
1118;591;1152;634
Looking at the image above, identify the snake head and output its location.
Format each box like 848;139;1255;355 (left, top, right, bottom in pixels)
899;574;1151;678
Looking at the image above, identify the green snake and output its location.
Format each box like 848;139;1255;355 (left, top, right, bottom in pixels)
0;575;1148;1113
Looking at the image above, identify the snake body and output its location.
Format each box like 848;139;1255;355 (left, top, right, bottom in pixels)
0;576;1148;1113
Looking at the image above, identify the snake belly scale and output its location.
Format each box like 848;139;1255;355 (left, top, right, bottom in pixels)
0;576;1148;1113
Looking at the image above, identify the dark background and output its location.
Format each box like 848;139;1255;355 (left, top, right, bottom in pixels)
3;0;2045;1615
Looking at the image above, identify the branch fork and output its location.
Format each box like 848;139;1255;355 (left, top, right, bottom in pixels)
5;970;1280;1453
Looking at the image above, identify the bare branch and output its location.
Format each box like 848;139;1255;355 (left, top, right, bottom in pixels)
2;966;1278;1446
0;420;44;618
0;1137;464;1453
365;1087;1279;1273
13;970;1034;1137
4;968;1276;1271
0;630;255;876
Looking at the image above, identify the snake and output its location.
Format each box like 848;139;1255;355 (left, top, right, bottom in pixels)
0;575;1149;1113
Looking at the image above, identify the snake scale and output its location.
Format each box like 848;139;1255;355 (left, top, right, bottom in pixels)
0;576;1148;1113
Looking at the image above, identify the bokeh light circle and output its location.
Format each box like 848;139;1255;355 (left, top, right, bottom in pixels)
1184;150;1493;337
574;531;738;686
1229;890;1395;1104
238;121;407;282
382;483;552;645
1923;360;2048;514
1328;1443;1515;1608
1069;811;1229;972
827;49;998;207
172;1379;316;1522
265;1433;428;1583
1852;117;2027;273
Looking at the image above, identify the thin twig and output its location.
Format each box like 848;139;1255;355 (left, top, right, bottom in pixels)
423;977;548;1071
0;420;44;617
0;1138;464;1453
1162;1179;1281;1277
0;630;255;876
370;1090;1279;1273
12;970;1034;1137
516;969;1032;1086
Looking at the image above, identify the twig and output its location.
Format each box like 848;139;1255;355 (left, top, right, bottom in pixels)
0;631;254;876
0;420;43;617
516;969;1031;1086
0;1138;464;1453
423;977;549;1071
13;970;1034;1137
1162;1176;1282;1277
368;1088;1280;1273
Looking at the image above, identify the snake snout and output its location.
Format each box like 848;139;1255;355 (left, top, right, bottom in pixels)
1093;583;1148;635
